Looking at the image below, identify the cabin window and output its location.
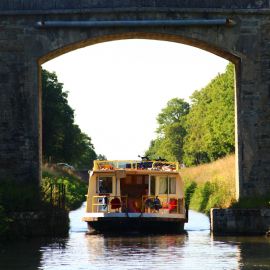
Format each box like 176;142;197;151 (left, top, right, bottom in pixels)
150;176;156;195
169;177;176;194
136;175;143;184
159;177;176;195
159;177;168;194
96;176;113;194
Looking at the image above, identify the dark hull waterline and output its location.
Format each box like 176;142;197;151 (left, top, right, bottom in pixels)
87;217;186;234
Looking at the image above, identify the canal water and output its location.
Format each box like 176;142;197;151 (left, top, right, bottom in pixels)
0;203;269;270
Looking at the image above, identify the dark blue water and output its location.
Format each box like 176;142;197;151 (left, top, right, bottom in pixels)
0;203;269;270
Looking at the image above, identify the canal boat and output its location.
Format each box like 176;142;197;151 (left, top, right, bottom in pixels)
82;159;188;233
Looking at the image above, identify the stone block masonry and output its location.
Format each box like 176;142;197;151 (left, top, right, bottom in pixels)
7;210;69;239
0;0;269;12
211;208;270;235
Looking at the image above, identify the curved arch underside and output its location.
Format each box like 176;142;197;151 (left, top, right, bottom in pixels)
39;32;239;66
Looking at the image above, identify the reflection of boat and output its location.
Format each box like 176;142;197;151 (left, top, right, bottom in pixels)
82;159;188;233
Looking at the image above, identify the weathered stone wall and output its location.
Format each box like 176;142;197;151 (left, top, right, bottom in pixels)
8;210;69;238
211;208;270;235
0;1;269;204
0;20;40;194
0;0;269;12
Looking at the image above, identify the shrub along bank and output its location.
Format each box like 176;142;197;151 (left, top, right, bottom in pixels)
182;155;236;214
42;164;88;211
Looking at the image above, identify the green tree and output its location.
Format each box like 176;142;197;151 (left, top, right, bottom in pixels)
97;154;107;160
145;98;190;162
42;69;97;169
183;63;235;165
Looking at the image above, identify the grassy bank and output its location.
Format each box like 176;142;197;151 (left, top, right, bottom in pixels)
181;155;236;214
42;164;88;211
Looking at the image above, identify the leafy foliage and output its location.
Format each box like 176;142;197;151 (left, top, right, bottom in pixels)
42;169;87;211
182;155;236;213
96;154;107;160
145;63;235;166
184;178;235;214
183;63;235;165
184;181;197;207
42;69;97;169
145;98;190;162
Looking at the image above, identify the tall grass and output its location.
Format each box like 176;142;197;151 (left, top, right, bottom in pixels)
181;155;236;214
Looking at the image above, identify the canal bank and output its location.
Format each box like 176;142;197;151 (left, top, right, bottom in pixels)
182;155;270;236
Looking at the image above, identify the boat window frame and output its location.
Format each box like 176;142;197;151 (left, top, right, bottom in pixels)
159;176;168;194
150;175;156;195
96;175;113;194
168;176;176;195
158;176;177;195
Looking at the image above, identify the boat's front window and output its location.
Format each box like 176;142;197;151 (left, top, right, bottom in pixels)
96;176;113;194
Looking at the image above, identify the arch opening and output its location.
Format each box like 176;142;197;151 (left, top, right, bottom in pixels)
40;34;240;206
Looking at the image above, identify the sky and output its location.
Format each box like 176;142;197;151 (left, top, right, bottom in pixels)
42;39;228;160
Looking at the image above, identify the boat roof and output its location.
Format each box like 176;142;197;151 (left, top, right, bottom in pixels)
93;160;180;173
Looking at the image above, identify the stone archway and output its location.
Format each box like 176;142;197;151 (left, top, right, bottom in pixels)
0;2;269;204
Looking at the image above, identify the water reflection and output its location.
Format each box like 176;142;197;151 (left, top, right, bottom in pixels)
0;239;43;270
0;204;269;270
213;235;270;270
97;235;187;269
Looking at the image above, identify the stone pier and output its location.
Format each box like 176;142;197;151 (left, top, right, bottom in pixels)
211;208;270;236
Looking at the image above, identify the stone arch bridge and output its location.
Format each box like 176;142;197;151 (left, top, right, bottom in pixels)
0;1;270;202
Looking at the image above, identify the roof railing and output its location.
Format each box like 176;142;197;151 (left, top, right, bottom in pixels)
93;160;180;172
